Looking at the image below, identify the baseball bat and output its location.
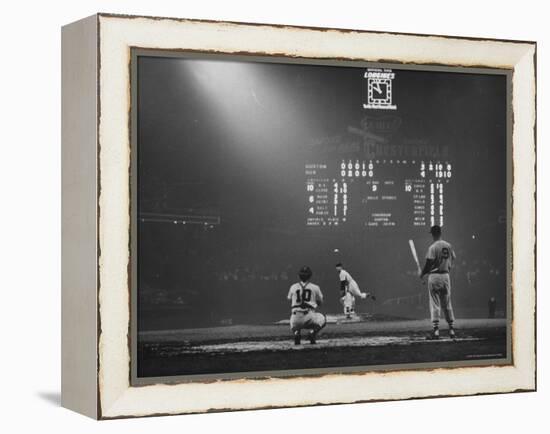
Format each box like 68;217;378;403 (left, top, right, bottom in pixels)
408;239;421;274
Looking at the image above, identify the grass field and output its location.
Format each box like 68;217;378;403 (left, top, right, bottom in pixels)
137;317;507;378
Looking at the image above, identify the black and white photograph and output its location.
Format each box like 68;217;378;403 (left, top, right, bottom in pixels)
1;0;542;428
133;52;510;380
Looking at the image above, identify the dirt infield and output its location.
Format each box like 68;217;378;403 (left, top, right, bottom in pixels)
137;318;507;378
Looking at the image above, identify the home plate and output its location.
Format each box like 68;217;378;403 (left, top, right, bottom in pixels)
180;335;482;354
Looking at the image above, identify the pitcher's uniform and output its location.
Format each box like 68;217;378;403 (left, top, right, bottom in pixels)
339;269;364;298
287;282;326;332
425;240;456;326
341;290;356;317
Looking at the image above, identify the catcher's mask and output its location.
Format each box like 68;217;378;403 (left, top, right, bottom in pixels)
298;266;313;282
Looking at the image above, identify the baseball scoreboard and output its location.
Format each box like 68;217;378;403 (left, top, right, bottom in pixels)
305;159;453;229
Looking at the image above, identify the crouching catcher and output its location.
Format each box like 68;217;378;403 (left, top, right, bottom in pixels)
287;266;327;345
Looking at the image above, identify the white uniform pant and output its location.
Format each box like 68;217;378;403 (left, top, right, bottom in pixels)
290;309;327;332
427;273;455;326
347;280;363;298
341;292;355;315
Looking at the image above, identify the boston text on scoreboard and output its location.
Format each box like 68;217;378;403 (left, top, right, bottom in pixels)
305;158;452;229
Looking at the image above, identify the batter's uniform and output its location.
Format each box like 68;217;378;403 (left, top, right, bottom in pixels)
339;269;364;298
287;281;326;332
426;239;456;326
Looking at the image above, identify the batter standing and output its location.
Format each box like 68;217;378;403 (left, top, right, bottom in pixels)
419;225;457;339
